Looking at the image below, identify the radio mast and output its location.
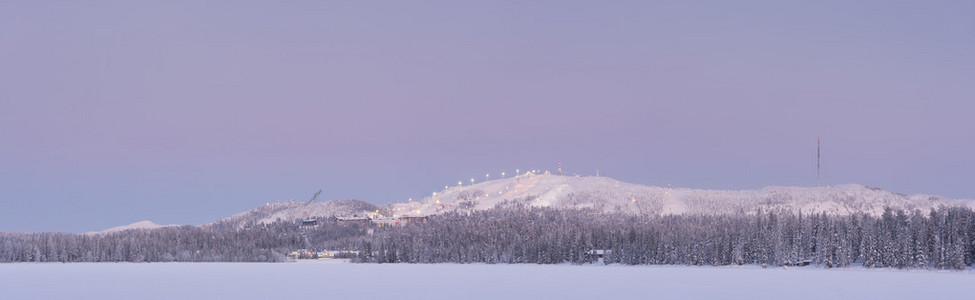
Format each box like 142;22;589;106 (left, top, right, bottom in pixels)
817;137;821;186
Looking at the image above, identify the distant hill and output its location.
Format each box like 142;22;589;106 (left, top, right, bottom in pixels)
86;220;176;235
91;174;975;232
205;199;380;230
22;174;975;268
385;173;975;217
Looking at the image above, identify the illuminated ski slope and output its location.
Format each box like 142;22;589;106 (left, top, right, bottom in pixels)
386;173;973;217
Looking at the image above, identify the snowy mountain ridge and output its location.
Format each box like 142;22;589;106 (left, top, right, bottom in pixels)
86;220;176;235
385;173;975;217
91;174;975;232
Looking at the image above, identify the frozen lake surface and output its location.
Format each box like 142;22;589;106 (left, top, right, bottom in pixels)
1;261;972;299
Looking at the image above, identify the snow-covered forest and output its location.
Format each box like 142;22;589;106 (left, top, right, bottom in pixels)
0;218;370;263
2;204;974;270
357;205;975;269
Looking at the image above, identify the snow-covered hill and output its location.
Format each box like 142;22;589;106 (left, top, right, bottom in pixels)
92;174;975;232
386;173;975;217
207;199;380;229
86;220;176;235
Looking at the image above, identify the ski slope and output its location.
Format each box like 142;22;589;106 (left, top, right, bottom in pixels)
1;262;972;299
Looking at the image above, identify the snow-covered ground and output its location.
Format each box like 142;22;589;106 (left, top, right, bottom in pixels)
1;262;972;299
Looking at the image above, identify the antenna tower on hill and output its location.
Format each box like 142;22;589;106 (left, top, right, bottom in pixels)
558;161;563;176
817;137;821;186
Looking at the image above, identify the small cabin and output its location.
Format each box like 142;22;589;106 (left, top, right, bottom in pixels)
784;260;812;267
586;249;611;259
300;219;318;227
336;215;372;225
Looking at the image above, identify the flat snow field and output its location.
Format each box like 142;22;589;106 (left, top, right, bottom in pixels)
1;261;972;300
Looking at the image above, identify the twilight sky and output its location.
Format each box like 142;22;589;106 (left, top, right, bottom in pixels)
2;1;973;232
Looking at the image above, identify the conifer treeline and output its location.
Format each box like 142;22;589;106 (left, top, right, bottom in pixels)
2;205;973;270
0;219;369;263
358;205;975;269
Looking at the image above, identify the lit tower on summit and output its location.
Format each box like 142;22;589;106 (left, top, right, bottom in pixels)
558;161;563;176
817;137;821;186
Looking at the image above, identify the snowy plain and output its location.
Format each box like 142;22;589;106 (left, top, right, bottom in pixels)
1;261;972;300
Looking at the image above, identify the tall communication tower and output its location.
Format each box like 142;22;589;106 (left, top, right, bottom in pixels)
558;161;563;176
817;137;821;186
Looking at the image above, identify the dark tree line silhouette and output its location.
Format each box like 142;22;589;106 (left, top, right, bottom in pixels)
2;204;973;270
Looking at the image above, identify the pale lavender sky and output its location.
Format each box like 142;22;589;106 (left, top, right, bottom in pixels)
1;1;973;232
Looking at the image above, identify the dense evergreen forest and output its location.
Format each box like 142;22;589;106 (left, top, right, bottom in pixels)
0;218;369;263
358;204;975;269
3;205;974;270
